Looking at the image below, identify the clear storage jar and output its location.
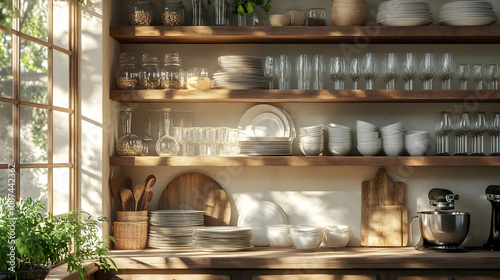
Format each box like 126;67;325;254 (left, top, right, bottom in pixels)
116;52;138;89
139;53;161;89
129;0;154;26
306;8;326;26
161;53;186;89
161;0;184;26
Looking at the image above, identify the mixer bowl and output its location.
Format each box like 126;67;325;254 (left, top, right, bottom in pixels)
418;211;470;246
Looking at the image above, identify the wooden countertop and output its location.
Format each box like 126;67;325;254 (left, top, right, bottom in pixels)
109;247;500;270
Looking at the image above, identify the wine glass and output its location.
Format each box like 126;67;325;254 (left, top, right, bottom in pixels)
361;53;377;90
438;53;455;90
349;57;361;89
419;53;436;90
296;54;311;89
264;56;277;89
277;54;291;90
312;55;325;90
457;64;470;90
488;112;500;156
472;64;484;90
401;53;417;90
381;53;399;90
471;112;487;156
329;56;346;90
484;64;497;90
452;112;471;156
434;111;453;156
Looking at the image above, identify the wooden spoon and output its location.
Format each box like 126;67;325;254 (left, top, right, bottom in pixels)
120;188;134;211
143;191;153;210
140;175;156;210
132;184;144;211
122;176;133;190
110;174;122;199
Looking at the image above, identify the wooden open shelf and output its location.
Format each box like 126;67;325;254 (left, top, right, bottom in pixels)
110;26;500;44
109;156;500;167
110;89;500;103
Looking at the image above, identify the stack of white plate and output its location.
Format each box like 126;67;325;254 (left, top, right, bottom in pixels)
439;1;497;26
405;130;429;156
326;123;352;156
238;105;296;155
299;125;324;156
381;122;404;156
357;120;381;156
148;210;205;249
193;226;254;251
377;0;433;26
212;56;267;90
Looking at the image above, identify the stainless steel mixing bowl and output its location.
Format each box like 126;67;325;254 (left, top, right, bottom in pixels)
416;211;470;246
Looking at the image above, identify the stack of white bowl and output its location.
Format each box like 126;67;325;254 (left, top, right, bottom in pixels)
290;225;324;250
356;120;381;156
299;125;324;156
381;122;404;156
323;225;350;248
326;123;352;156
267;224;293;247
405;130;429;156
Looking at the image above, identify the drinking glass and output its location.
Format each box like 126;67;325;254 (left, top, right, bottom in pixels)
419;53;436;90
349;58;361;89
194;127;208;156
206;127;218;156
493;64;500;90
312;55;325;90
140;110;156;156
452;112;471;156
472;64;484;90
488;112;500;156
173;127;185;155
457;64;470;90
217;127;229;156
438;53;455;90
434;111;453;156
361;53;377;90
401;53;417;90
277;54;292;90
485;64;497;90
381;53;399;90
182;127;195;156
471;112;487;156
264;56;277;89
296;54;311;89
329;56;346;90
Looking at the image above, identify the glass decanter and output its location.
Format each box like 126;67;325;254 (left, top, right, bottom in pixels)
117;108;142;156
141;110;156;156
155;108;180;156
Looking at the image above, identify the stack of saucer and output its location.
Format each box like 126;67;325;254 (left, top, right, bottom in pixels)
439;1;497;26
299;125;324;156
148;210;204;249
381;122;404;156
326;123;352;156
405;130;429;156
357;120;381;156
212;56;267;90
193;226;254;251
377;0;433;26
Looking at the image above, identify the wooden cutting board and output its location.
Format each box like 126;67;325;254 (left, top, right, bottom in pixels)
158;172;231;226
361;168;407;247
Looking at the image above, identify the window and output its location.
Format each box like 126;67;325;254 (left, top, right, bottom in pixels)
0;0;77;215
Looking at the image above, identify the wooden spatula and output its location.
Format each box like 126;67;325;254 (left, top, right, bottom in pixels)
143;191;153;210
132;184;144;211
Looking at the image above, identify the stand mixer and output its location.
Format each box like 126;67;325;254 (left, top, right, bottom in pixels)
411;188;470;252
483;185;500;251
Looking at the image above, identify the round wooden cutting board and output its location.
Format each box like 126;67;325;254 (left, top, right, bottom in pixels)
158;172;231;226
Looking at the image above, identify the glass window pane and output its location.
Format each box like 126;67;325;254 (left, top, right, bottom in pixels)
20;0;48;42
53;51;69;108
53;0;69;49
53;111;69;163
20;168;48;210
20;106;48;163
0;169;13;198
0;32;13;99
20;39;48;104
53;168;69;215
0;102;13;164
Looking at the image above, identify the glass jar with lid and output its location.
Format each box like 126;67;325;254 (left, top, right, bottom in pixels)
139;53;161;89
161;0;184;26
306;8;326;26
161;53;186;89
117;108;142;156
116;52;138;90
129;0;154;26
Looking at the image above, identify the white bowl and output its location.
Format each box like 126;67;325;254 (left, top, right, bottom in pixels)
299;144;323;156
300;137;324;144
290;226;324;250
358;144;381;156
358;138;382;145
324;225;350;248
383;144;404;156
268;224;293;247
329;143;352;156
381;122;403;131
356;120;377;130
327;123;350;131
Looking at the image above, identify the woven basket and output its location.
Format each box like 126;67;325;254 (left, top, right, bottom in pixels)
116;210;149;222
113;221;148;250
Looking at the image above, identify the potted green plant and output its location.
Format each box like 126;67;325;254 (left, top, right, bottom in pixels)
0;197;117;280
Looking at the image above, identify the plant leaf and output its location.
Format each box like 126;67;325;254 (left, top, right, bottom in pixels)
245;1;255;14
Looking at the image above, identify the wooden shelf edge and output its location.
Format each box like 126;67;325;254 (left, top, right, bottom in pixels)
109;156;500;167
109;26;500;44
110;89;500;103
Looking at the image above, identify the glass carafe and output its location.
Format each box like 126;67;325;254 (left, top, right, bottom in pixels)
141;110;156;156
139;53;161;89
117;108;142;156
116;52;138;89
155;108;180;156
192;0;207;26
161;53;186;89
161;0;184;26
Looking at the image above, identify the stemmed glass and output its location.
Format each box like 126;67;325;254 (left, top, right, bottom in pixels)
438;53;455;90
434;111;453;156
472;64;484;90
457;64;470;90
471;112;487;156
488;112;500;156
277;54;291;90
312;55;325;90
349;58;361;89
452;112;471;156
401;53;417;90
296;54;311;89
381;53;399;90
329;57;346;90
362;53;377;90
264;56;277;89
419;53;436;90
484;64;497;90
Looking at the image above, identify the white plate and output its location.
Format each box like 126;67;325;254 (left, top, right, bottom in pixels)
237;201;288;247
239;105;291;138
378;18;433;26
250;112;285;137
439;17;497;26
